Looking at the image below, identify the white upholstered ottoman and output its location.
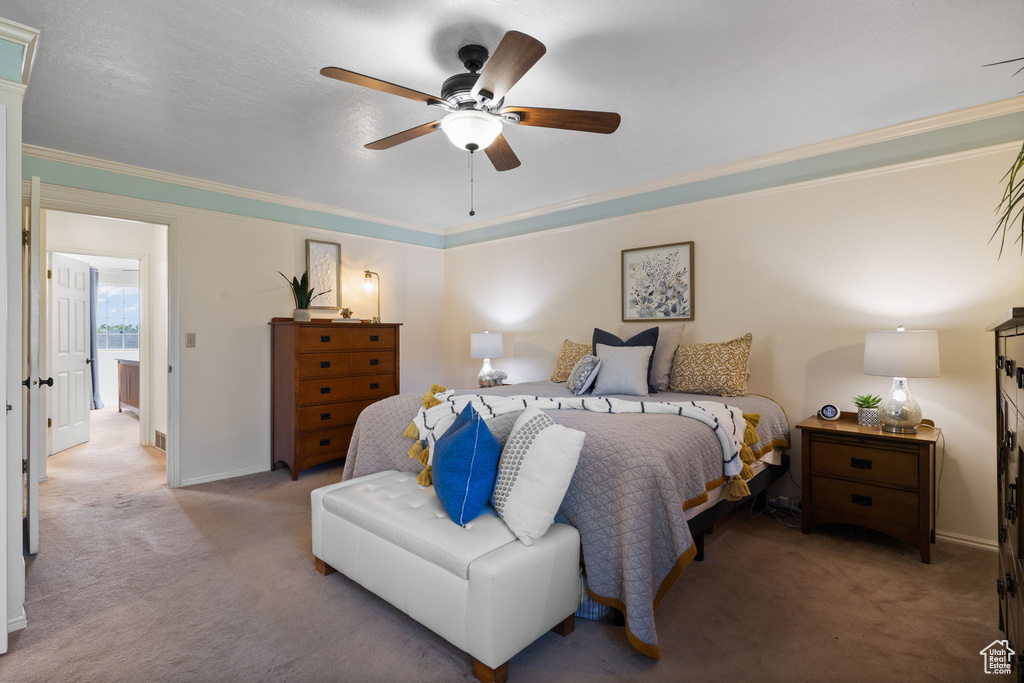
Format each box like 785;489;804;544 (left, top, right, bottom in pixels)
311;470;581;683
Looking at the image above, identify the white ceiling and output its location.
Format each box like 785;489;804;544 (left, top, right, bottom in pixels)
6;1;1023;232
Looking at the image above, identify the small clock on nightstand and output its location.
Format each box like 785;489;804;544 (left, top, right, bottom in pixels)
796;412;940;563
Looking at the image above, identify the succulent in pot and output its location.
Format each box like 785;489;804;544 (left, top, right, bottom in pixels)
852;394;882;427
279;271;331;322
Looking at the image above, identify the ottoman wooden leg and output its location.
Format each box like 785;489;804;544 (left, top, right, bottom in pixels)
551;614;575;637
314;558;336;576
472;659;508;683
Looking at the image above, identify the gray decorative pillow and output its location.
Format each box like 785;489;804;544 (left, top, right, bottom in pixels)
566;354;601;395
592;343;652;396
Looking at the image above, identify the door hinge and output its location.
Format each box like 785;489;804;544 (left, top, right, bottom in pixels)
21;459;26;474
5;403;11;413
47;417;51;428
21;229;28;246
47;269;51;279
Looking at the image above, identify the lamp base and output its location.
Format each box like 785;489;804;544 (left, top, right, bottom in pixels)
881;424;918;434
878;376;923;434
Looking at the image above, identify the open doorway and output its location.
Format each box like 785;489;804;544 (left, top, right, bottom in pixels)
43;210;169;467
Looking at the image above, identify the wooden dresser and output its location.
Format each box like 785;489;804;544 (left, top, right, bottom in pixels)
991;308;1024;669
797;412;938;563
270;319;401;479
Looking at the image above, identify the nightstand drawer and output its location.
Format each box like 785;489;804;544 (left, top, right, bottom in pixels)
298;327;351;351
811;476;919;527
810;438;918;489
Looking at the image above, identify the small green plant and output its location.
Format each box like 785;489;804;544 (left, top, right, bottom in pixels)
278;271;330;309
852;394;882;409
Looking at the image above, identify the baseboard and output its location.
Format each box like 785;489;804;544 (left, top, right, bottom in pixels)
176;464;270;488
935;530;997;552
8;608;27;632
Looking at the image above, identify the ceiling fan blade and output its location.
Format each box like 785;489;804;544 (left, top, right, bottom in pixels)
501;106;621;134
471;31;546;104
320;67;443;105
365;121;441;150
484;134;521;172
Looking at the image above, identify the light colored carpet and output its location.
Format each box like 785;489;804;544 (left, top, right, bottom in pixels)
0;407;1000;682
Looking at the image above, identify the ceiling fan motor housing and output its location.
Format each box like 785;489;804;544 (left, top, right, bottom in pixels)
441;72;481;106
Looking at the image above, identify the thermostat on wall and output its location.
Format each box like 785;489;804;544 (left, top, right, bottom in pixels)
818;404;840;421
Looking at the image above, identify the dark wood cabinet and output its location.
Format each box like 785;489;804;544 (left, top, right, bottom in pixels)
990;309;1024;673
797;412;938;563
270;319;401;479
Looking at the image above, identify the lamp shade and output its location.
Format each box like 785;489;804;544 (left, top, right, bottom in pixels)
440;110;503;151
470;332;503;359
863;330;940;378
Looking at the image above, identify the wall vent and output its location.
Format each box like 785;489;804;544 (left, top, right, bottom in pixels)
155;430;166;451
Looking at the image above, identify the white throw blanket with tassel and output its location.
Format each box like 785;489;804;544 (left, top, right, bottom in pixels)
412;390;748;477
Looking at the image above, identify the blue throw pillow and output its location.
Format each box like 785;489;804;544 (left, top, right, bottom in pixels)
432;403;502;526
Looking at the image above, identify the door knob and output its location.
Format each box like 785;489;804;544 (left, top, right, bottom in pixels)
85;358;93;365
39;377;53;387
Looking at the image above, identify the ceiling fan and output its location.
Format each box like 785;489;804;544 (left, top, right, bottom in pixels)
320;30;621;171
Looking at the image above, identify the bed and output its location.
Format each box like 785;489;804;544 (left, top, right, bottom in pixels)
341;379;791;659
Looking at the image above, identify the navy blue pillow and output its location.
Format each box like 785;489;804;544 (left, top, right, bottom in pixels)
593;327;660;392
432;403;502;526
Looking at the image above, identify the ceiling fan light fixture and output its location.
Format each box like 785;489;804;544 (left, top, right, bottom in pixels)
440;110;502;151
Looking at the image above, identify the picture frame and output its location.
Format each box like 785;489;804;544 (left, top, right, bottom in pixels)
305;239;341;309
621;241;694;321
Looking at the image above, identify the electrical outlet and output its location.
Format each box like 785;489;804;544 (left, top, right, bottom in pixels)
185;332;196;348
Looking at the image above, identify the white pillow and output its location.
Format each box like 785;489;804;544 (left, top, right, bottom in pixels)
566;354;601;395
490;408;585;545
619;323;686;391
592;343;652;396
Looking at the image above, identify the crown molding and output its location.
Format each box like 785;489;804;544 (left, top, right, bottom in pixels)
22;145;443;235
445;95;1024;236
0;18;38;47
0;78;26;97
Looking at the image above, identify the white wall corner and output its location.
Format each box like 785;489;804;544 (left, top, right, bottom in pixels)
176;464;271;489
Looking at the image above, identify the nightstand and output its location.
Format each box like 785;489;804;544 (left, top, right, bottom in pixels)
797;412;940;563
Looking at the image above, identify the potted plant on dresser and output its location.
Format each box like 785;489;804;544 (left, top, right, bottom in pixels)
852;394;882;427
278;271;331;322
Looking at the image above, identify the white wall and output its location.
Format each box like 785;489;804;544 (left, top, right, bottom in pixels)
46;212;167;439
443;143;1024;545
33;184;446;486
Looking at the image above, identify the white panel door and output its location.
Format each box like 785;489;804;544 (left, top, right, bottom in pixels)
24;176;45;555
50;253;91;454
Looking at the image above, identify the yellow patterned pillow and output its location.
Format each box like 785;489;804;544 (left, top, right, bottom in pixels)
550;339;592;383
669;333;752;397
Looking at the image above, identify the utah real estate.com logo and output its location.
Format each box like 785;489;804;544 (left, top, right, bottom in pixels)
981;640;1014;675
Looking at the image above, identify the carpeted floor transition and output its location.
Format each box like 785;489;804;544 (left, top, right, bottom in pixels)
0;408;999;682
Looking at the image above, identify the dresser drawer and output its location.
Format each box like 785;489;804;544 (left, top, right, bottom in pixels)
810;438;918;489
297;425;355;459
297;353;352;379
350;350;395;374
352;327;396;349
811;476;919;527
298;399;377;432
298;326;351;351
297;374;396;406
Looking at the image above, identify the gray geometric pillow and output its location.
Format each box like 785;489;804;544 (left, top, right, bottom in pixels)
566;354;602;395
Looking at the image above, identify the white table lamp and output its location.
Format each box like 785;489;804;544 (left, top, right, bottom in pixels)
470;331;504;387
863;327;940;433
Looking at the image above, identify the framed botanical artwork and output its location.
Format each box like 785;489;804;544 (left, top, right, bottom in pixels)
621;241;694;321
305;239;341;309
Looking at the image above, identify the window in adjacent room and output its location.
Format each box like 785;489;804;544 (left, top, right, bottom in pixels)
96;285;140;350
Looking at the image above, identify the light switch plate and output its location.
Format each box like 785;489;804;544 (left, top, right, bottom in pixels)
185;332;196;348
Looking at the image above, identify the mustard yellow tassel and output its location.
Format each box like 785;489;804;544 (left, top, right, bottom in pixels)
743;413;761;445
422;393;442;409
408;440;424;461
722;475;751;501
739;445;755;464
430;383;448;395
404;422;419;440
743;413;761;428
416;465;432;487
740;462;754;480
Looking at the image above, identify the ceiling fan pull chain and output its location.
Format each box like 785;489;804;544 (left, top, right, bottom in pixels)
469;150;476;217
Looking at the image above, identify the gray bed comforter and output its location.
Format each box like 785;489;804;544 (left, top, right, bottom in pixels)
341;380;790;658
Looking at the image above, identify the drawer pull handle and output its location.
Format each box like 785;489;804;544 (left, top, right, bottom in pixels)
1018;367;1024;390
1008;571;1017;598
320;387;331;394
851;494;873;507
369;383;379;390
370;335;379;342
850;457;872;470
1000;523;1008;544
320;413;331;421
320;361;331;368
999;355;1006;370
320;335;331;343
320;438;331;447
1008;360;1016;378
369;358;379;366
